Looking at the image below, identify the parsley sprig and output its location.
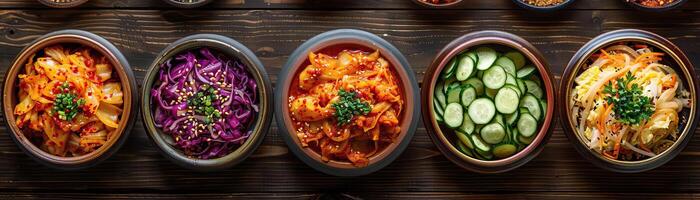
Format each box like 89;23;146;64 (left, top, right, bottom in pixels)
53;82;85;121
188;85;222;124
603;72;654;125
332;89;371;126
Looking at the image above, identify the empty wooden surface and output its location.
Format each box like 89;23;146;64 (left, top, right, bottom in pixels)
0;0;700;199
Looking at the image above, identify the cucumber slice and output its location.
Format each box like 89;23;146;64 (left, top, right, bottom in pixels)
456;131;475;149
504;51;526;69
483;65;507;89
524;80;543;99
433;97;444;117
441;57;458;79
460;85;477;108
434;81;447;109
493;114;505;127
511;127;520;145
504;84;522;97
456;141;474;157
464;77;484;95
519;135;535;145
434;110;444;123
520;94;542;121
516;66;536;78
446;86;462;104
505;109;519;125
493;144;517;159
495;87;520;114
505;73;518;86
495;56;516;76
471;134;491;152
456;55;475;81
540;100;548;118
468;98;496;125
516;79;526;95
466;51;478;63
476;47;497;70
480;123;506;144
477;70;484;79
517;113;538;137
444;103;464;128
485;88;498;99
476;148;494;160
459;113;475;134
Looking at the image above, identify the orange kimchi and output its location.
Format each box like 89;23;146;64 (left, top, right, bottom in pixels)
288;49;404;167
14;45;124;157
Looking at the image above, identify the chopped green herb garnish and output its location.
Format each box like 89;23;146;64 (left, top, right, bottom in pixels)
53;82;85;121
332;89;371;126
188;86;221;124
603;72;654;125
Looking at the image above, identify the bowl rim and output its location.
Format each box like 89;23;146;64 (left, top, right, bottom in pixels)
511;0;575;11
163;0;214;8
37;0;89;8
412;0;464;8
275;29;420;176
421;30;556;173
140;33;273;171
624;0;687;12
559;29;699;173
1;29;138;170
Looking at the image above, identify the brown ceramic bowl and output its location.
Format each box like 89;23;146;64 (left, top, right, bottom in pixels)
275;29;420;176
421;30;555;173
2;30;138;170
412;0;463;8
141;34;273;171
163;0;214;8
560;29;699;173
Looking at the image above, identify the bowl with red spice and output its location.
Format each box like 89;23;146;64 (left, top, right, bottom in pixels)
625;0;687;11
2;29;139;170
512;0;575;11
412;0;463;8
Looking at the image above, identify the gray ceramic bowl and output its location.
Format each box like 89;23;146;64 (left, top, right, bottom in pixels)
275;29;420;176
2;29;138;170
141;34;273;171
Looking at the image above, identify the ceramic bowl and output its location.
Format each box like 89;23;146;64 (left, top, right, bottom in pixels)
2;29;138;170
163;0;214;8
422;30;556;173
141;34;273;171
38;0;89;8
412;0;463;8
559;29;698;173
624;0;687;12
275;29;420;176
511;0;575;11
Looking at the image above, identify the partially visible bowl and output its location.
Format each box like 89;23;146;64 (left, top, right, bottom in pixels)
141;34;273;171
421;30;555;173
275;29;420;176
512;0;575;11
163;0;214;8
38;0;89;8
624;0;687;12
560;29;698;172
412;0;463;8
2;29;138;170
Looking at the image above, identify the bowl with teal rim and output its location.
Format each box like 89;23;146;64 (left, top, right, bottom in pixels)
141;34;273;171
275;29;420;176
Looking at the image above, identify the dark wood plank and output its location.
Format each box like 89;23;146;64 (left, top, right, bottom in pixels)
2;0;700;10
2;192;698;199
0;9;699;195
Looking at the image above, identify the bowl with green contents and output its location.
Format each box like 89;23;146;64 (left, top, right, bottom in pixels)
421;30;555;173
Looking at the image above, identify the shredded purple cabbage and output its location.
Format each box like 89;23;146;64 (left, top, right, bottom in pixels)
151;47;258;159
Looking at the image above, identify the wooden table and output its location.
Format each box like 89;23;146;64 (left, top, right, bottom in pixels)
1;0;700;199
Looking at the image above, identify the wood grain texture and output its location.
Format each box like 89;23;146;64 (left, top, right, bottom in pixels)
0;0;700;10
0;1;698;199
